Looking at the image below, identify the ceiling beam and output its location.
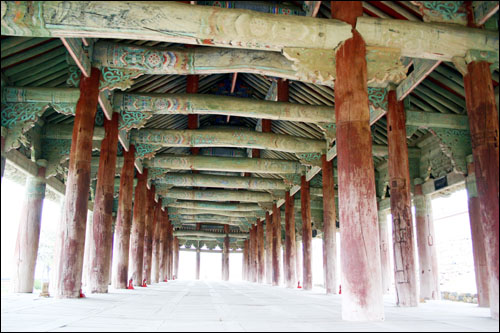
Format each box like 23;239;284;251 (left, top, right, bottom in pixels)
159;188;274;203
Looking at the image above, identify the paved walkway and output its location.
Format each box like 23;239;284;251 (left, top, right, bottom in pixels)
1;280;497;332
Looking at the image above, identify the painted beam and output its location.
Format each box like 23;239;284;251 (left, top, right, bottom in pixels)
144;155;305;175
60;38;91;77
168;201;262;212
356;17;499;61
174;230;248;239
154;172;287;190
170;216;249;225
168;208;263;218
0;1;352;52
2;86;79;103
44;124;105;141
159;188;274;202
473;1;500;26
131;128;326;154
115;92;334;127
405;110;469;130
396;59;441;101
372;144;421;158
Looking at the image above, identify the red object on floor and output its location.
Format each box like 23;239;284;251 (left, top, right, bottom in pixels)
339;285;342;294
297;281;302;289
141;279;147;287
79;289;86;298
164;279;168;282
127;279;134;290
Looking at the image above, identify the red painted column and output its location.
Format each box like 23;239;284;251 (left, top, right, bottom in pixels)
265;212;273;284
11;163;46;292
301;176;312;290
142;185;156;284
378;208;392;294
414;183;439;301
257;219;265;283
331;1;384;320
151;199;163;283
173;237;179;279
272;203;282;286
387;90;418;306
464;61;499;320
160;214;170;281
129;168;148;286
284;191;297;288
322;155;337;294
168;222;174;280
466;160;490;307
242;240;249;281
89;112;119;293
112;145;135;289
55;67;100;298
222;225;230;281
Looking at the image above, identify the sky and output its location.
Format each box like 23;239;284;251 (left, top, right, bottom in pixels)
1;175;476;294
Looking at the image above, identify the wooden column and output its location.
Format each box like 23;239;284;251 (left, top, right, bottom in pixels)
272;203;282;286
466;160;490;307
112;145;135;288
332;1;384;320
142;185;156;284
322;155;337;294
222;225;230;281
243;240;249;281
151;199;163;283
160;214;170;282
108;221;115;286
168;222;174;280
89;112;119;293
257;219;265;283
387;90;418;306
414;183;439;301
265;211;273;284
248;226;254;282
173;237;179;279
195;223;201;280
378;209;391;294
82;208;93;288
464;61;499;320
55;67;100;298
253;225;259;282
130;168;148;286
301;176;312;290
11;162;46;293
296;239;302;286
284;191;297;288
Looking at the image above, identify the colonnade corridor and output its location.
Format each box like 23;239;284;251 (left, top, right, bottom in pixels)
1;280;497;332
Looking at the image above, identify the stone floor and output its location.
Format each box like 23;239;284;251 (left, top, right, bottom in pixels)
1;280;498;332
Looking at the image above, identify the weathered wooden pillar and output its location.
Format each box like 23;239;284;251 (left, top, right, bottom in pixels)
414;183;439;301
108;220;115;286
301;175;312;290
82;208;93;288
248;226;254;282
173;237;179;279
257;219;265;283
252;224;259;282
296;239;302;286
265;211;273;284
466;159;490;307
195;247;201;280
142;185;156;284
387;90;418;306
378;208;391;294
89;113;119;293
284;191;297;288
112;145;135;289
331;1;384;320
322;155;337;294
55;67;100;298
129;168;148;286
272;203;282;286
463;61;499;320
243;240;249;281
160;213;170;282
151;199;163;284
11;162;47;293
222;225;230;281
168;222;174;280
